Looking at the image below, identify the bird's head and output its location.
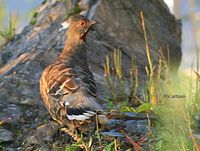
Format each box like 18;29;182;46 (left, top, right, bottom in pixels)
60;15;97;41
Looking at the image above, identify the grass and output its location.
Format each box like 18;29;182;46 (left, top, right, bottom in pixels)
105;140;118;151
104;49;126;101
141;10;199;150
140;11;157;105
67;4;82;19
101;59;200;151
101;11;200;151
0;14;16;44
30;11;38;25
150;72;200;150
42;0;47;5
59;0;68;3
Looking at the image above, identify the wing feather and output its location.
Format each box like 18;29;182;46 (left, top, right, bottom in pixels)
41;63;100;121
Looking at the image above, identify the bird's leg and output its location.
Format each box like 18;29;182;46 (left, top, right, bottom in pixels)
61;127;88;151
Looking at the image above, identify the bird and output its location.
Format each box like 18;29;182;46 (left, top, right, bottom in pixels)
39;14;106;132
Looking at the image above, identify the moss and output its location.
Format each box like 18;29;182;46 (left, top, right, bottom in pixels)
58;0;67;3
30;12;38;25
67;5;82;19
42;0;47;5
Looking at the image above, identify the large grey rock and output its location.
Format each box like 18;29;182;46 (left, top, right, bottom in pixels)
0;0;181;106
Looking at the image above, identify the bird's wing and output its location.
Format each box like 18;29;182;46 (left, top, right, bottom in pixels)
46;64;79;101
75;66;97;97
44;63;102;121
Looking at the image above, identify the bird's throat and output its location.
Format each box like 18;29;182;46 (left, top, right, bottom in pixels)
58;39;87;66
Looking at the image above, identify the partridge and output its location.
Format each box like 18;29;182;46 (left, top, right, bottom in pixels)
40;15;105;131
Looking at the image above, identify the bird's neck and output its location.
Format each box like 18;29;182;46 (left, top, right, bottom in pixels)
57;36;88;66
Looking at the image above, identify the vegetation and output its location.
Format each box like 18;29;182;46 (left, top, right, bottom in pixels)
0;14;16;44
59;11;200;151
30;12;38;25
42;0;47;5
0;1;18;45
0;1;199;151
67;4;82;19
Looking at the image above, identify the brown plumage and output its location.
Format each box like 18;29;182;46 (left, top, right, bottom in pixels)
40;15;104;131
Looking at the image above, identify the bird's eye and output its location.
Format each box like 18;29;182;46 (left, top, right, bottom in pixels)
80;20;86;26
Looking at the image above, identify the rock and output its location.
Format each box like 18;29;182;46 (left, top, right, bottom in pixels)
106;119;124;128
106;118;148;136
25;121;60;146
0;100;21;124
0;129;14;142
4;148;16;151
101;131;124;141
93;0;181;74
38;146;51;151
0;0;181;106
105;119;125;133
125;119;148;135
137;120;148;128
125;120;137;132
123;112;156;120
194;115;200;121
123;112;147;120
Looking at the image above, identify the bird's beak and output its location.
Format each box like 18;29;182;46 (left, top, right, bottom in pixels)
59;21;70;31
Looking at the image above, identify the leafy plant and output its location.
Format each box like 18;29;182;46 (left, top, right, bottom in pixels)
0;14;16;43
105;141;115;151
67;5;82;19
42;0;47;5
59;0;68;3
65;144;80;151
105;139;118;151
30;12;38;25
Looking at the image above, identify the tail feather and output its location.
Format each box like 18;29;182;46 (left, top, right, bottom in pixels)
66;107;96;121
